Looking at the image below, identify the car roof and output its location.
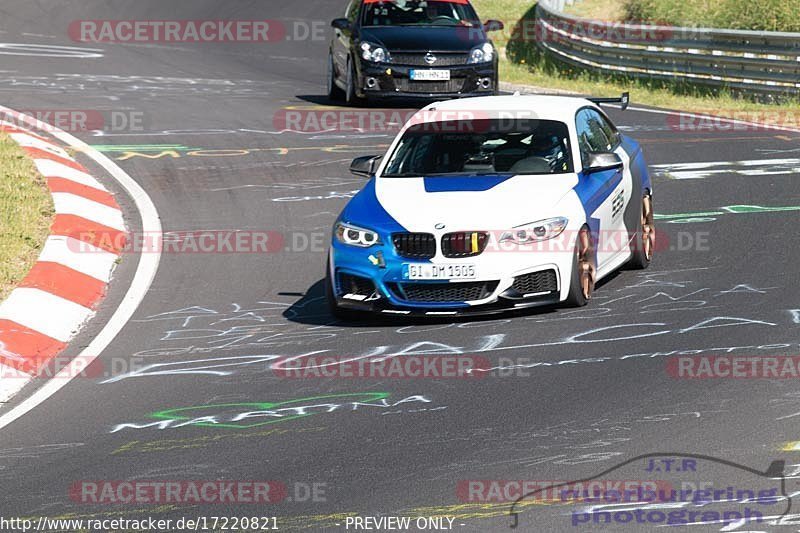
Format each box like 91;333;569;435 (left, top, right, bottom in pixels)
418;94;598;124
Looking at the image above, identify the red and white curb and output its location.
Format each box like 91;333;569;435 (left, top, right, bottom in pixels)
0;120;127;402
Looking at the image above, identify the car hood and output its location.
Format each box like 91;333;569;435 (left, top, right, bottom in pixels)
373;174;579;232
359;25;484;53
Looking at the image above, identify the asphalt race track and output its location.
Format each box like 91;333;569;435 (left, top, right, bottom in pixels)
1;1;800;531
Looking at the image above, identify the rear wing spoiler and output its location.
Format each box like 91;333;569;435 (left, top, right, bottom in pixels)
587;92;629;110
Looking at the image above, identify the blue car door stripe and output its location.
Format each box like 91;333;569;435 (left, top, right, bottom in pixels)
574;169;623;217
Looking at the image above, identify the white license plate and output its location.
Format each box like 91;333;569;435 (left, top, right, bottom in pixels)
409;69;451;81
403;263;476;280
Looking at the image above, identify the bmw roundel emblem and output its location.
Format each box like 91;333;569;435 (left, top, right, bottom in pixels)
435;223;445;230
425;52;437;65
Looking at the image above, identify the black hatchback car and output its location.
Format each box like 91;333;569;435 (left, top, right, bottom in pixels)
328;0;503;104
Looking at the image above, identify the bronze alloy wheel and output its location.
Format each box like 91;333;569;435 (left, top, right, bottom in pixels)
641;194;655;261
577;227;596;300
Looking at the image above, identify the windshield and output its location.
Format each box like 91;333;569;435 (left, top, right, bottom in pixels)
361;0;479;27
382;119;574;177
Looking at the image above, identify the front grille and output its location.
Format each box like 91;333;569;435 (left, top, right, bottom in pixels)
337;273;376;296
389;281;498;302
441;232;489;258
512;269;558;295
392;233;436;259
391;53;469;66
395;79;464;93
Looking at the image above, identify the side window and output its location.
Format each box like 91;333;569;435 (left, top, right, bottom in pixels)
584;110;612;152
591;109;621;149
345;0;360;23
576;110;591;158
576;110;608;167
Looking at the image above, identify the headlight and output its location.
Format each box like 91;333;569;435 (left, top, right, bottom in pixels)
467;42;494;64
499;217;568;244
335;222;381;247
360;41;390;63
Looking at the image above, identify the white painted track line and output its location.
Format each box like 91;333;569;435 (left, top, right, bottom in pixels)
0;106;162;428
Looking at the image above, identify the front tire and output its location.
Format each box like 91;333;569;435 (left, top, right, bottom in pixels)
565;226;596;307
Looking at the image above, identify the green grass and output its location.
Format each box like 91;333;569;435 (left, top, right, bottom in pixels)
563;0;624;21
0;132;54;300
472;0;800;115
621;0;800;32
562;0;800;31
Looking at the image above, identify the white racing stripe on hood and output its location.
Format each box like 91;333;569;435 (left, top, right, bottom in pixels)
375;174;579;232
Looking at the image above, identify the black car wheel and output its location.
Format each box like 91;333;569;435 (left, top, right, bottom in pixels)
327;53;345;101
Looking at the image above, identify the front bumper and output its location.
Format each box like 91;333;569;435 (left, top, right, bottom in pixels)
329;238;574;317
356;60;497;99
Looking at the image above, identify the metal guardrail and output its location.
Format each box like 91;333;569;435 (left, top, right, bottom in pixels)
533;0;800;96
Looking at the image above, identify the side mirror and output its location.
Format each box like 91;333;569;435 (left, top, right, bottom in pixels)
331;18;350;31
484;19;504;32
350;155;382;177
584;151;623;173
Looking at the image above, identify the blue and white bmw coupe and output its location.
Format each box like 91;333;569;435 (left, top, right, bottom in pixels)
326;93;654;318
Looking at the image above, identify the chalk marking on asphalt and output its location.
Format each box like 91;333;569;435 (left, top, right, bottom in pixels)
0;105;161;428
651;158;800;180
0;43;104;58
